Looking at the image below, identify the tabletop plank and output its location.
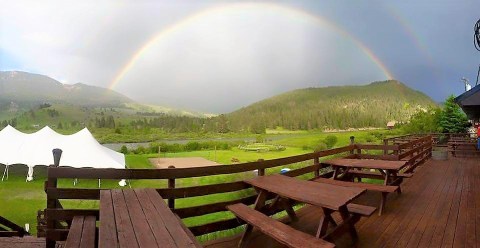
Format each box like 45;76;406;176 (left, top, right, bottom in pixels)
244;174;365;210
123;190;159;247
99;190;118;248
324;158;407;170
111;189;139;248
144;188;201;248
100;189;201;248
64;216;84;248
134;189;179;248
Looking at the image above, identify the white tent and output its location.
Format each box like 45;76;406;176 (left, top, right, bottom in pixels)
0;125;29;180
0;125;125;181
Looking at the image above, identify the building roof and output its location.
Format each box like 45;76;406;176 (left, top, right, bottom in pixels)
454;83;480;120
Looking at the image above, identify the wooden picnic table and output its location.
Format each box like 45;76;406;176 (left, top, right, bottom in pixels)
99;188;201;248
323;158;407;186
242;174;367;243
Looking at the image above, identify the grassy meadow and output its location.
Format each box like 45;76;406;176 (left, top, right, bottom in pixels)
0;129;394;241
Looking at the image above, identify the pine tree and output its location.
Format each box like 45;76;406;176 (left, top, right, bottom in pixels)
439;95;470;133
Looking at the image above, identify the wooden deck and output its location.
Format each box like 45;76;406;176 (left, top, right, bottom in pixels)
0;237;50;248
2;156;478;248
205;157;480;248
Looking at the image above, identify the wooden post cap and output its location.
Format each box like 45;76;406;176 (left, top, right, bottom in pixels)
52;149;63;167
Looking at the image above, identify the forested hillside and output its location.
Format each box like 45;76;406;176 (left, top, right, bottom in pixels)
226;80;437;132
0;76;438;138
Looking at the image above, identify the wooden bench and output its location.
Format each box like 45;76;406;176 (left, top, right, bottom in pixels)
345;169;413;179
346;203;376;217
64;215;96;248
227;203;335;248
313;178;398;216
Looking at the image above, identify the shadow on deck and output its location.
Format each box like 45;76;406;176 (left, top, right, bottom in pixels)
205;157;480;248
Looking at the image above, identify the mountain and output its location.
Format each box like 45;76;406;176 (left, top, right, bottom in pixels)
0;71;132;107
226;80;438;131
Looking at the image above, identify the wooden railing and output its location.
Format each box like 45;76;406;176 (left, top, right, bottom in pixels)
43;136;433;247
383;133;471;147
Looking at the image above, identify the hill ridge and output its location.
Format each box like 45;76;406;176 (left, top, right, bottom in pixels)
226;80;437;131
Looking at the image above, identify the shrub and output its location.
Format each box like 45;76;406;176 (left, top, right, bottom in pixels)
324;135;338;149
365;135;375;143
185;141;201;151
120;145;128;154
369;131;385;140
314;142;328;152
149;142;160;153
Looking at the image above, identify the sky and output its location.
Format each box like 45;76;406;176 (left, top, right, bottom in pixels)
0;0;479;113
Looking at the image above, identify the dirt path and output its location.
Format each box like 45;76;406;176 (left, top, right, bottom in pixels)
149;157;220;169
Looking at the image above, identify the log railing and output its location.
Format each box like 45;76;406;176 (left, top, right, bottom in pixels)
43;135;433;247
383;133;472;147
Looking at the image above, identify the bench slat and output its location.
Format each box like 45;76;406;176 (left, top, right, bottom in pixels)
227;203;335;248
347;203;376;217
347;170;413;178
313;178;398;193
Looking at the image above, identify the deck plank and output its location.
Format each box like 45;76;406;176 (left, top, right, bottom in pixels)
122;189;158;247
406;161;456;248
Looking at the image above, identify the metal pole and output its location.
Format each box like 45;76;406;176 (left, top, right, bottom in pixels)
1;164;8;181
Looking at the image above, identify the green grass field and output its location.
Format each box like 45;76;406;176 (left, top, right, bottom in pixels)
0;130;390;241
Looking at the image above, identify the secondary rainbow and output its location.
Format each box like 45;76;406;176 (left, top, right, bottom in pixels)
109;2;394;90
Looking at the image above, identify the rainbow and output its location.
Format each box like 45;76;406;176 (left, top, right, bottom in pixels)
385;4;434;65
109;2;394;90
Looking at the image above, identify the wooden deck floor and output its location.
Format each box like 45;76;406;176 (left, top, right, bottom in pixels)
205;157;480;248
0;237;47;248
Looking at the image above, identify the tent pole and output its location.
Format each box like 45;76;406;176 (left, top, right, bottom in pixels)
1;164;8;181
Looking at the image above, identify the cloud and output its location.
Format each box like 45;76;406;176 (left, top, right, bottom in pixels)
1;0;479;112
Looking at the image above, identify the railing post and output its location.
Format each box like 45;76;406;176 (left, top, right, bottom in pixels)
350;136;355;155
313;157;320;178
257;159;265;176
168;165;175;210
46;149;62;248
383;139;388;155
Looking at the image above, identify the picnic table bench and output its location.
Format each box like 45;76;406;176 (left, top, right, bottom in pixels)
313;178;398;216
227;203;335;248
321;158;408;215
228;174;375;247
99;188;201;248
